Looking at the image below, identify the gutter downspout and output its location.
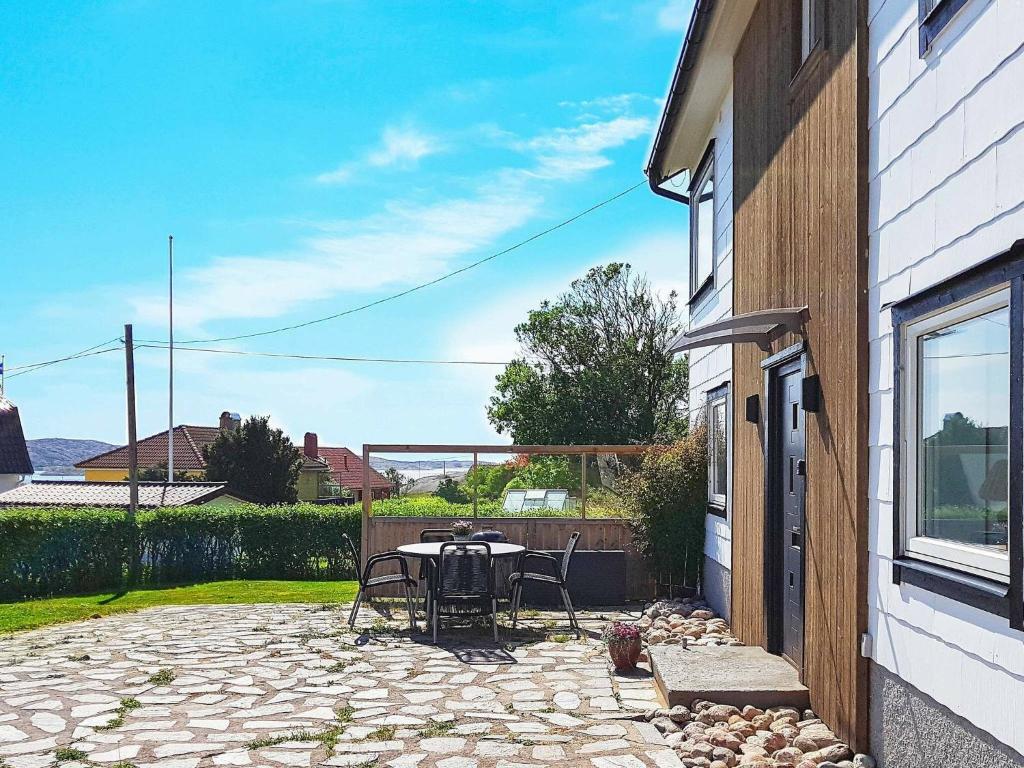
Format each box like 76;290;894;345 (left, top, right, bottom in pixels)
645;0;715;203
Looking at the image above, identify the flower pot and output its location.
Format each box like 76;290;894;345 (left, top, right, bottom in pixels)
607;636;642;671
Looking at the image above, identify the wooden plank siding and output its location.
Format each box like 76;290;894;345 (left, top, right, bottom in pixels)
363;516;655;601
730;0;869;751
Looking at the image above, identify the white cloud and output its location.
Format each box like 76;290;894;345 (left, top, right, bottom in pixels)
315;126;442;185
655;0;694;32
521;116;654;180
129;105;657;334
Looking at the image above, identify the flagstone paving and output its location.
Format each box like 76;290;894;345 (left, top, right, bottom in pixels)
0;604;673;768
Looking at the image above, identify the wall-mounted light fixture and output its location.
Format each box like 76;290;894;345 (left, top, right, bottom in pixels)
745;394;760;423
802;374;821;412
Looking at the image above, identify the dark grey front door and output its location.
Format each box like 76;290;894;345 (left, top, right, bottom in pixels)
769;357;806;670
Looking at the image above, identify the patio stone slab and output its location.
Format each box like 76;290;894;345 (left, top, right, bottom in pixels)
648;644;810;709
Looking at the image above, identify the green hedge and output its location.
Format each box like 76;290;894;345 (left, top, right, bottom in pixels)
370;494;627;519
0;504;361;601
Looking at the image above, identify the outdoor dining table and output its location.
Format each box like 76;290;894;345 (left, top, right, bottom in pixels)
396;541;525;618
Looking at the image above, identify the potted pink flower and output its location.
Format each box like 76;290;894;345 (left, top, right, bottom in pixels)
603;621;643;671
451;520;473;541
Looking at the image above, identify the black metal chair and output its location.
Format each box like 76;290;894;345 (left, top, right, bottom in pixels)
509;531;581;637
342;533;417;630
432;541;499;644
419;529;454;616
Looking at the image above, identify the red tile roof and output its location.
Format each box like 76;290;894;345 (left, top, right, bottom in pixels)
75;426;222;470
0;480;233;508
317;447;391;491
0;397;33;476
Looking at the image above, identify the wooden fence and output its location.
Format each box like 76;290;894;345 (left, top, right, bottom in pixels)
363;515;654;600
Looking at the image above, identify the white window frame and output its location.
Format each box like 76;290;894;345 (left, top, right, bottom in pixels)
901;285;1011;582
707;387;729;510
800;0;815;61
688;143;716;301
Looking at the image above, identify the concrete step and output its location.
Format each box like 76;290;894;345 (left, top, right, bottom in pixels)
649;644;810;710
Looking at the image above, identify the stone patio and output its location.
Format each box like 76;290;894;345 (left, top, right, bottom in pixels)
0;603;677;768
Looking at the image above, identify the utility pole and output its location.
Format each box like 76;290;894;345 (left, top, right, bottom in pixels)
168;235;174;483
124;324;140;587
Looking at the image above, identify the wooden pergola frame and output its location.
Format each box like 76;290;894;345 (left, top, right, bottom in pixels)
360;443;660;562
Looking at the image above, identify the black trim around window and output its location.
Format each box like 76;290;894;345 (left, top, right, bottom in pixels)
891;238;1024;629
688;140;716;309
919;0;971;55
706;381;729;519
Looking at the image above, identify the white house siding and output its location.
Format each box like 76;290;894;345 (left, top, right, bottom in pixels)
684;88;734;619
867;0;1024;761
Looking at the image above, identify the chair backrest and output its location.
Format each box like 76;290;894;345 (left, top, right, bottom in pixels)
421;528;454;544
561;531;581;582
341;533;363;586
437;541;492;599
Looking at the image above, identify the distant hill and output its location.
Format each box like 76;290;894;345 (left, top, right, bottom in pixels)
27;438;117;475
369;457;495;471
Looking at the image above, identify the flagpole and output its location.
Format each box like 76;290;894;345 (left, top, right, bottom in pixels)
168;235;174;483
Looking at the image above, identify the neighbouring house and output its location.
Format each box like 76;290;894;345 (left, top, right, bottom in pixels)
0;396;33;493
647;1;1024;764
302;432;392;501
76;413;339;502
0;480;242;508
74;411;240;481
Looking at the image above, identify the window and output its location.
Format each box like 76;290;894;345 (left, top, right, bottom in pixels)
792;0;824;72
707;384;728;512
800;0;816;62
919;0;971;55
688;142;715;303
902;289;1010;581
892;240;1024;627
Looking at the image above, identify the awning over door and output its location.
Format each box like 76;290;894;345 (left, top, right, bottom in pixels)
668;307;808;353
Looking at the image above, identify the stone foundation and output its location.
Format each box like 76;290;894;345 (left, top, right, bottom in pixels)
869;661;1024;767
702;555;731;621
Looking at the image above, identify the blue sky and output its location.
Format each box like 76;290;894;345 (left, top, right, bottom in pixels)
1;0;693;452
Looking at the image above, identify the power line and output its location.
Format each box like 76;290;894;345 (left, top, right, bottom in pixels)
137;343;514;366
138;180;647;346
4;339;124;380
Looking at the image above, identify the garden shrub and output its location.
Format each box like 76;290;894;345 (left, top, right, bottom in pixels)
0;507;129;600
0;503;361;600
619;425;708;590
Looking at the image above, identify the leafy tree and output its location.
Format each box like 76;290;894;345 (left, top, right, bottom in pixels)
203;416;303;503
383;467;409;496
505;456;579;492
487;263;688;444
463;462;516;500
434;477;469;504
138;461;189;482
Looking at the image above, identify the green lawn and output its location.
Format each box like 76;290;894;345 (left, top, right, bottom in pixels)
0;580;359;635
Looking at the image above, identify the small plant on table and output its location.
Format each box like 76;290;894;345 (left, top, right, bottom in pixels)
451;520;473;541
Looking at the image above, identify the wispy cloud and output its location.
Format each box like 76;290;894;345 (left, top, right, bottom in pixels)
129;101;657;334
315;126;442;186
655;0;695;32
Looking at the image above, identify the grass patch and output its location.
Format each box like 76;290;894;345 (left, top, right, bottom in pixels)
548;633;572;643
111;762;138;768
147;669;175;686
246;725;347;752
0;580;359;635
325;660;351;673
55;747;88;763
97;697;142;731
367;725;396;741
420;720;455;738
335;704;355;723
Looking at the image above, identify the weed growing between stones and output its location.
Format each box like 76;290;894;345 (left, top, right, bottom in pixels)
367;725;396;741
146;668;175;685
97;697;141;731
55;747;88;763
419;719;455;738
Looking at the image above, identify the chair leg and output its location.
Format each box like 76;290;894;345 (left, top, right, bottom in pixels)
432;602;439;644
492;597;499;643
405;584;417;632
559;586;580;638
348;588;363;629
510;583;522;631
